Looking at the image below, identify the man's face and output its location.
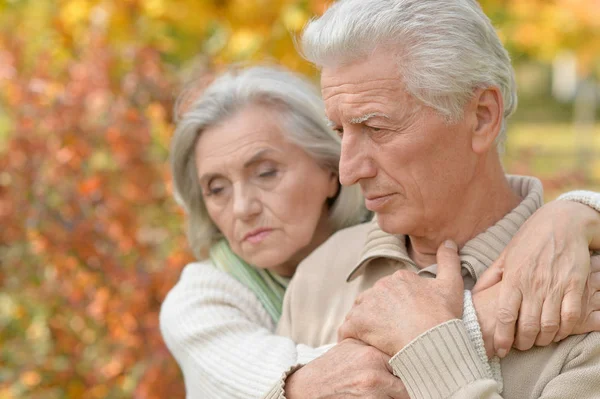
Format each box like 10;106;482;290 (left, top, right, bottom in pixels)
321;48;478;236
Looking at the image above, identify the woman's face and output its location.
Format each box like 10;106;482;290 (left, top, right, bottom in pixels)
195;104;339;276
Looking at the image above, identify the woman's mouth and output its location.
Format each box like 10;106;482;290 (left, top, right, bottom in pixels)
243;228;273;244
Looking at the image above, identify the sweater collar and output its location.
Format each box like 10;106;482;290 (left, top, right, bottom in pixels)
346;175;544;282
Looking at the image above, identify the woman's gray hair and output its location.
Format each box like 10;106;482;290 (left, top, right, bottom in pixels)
171;66;367;259
301;0;517;151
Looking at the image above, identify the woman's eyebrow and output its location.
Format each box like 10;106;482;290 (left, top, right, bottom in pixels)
243;148;276;168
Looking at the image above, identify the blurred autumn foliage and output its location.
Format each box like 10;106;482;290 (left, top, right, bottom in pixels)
0;0;598;398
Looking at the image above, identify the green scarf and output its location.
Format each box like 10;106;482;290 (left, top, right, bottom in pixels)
209;239;290;323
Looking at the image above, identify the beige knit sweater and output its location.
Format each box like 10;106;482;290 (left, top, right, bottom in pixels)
265;177;600;399
158;182;600;398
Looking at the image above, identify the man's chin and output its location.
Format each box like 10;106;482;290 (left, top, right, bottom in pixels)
375;213;411;235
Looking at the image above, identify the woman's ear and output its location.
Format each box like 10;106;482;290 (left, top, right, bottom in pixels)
470;86;503;154
328;172;340;199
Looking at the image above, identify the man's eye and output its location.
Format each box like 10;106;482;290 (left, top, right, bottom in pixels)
334;127;344;138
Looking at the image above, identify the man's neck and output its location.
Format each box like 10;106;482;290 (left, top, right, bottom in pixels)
407;162;522;269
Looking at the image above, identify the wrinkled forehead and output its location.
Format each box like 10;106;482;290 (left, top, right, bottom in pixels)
319;51;416;123
194;106;291;173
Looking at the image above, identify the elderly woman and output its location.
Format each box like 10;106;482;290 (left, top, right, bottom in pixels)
159;66;600;399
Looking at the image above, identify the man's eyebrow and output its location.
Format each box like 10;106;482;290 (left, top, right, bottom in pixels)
349;112;390;124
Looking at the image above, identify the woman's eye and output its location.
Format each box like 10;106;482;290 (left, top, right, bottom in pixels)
205;179;228;196
209;186;224;195
258;169;277;178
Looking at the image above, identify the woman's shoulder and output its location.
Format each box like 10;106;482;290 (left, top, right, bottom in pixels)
159;259;276;364
168;259;251;295
161;260;272;323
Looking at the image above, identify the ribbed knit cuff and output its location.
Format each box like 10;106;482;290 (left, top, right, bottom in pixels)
462;291;488;366
261;364;303;399
389;319;492;399
557;190;600;213
462;290;503;393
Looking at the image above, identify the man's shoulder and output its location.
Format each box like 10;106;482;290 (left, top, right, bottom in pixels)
297;221;373;276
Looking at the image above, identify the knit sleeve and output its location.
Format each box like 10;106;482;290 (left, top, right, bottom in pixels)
389;319;504;399
557;190;600;253
557;190;600;213
538;333;600;398
159;262;331;399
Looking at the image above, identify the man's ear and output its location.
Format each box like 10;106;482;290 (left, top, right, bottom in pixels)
470;86;503;154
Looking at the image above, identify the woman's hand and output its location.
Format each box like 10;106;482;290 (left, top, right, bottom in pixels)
473;200;600;358
473;255;600;358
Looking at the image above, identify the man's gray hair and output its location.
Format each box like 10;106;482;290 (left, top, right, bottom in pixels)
301;0;517;150
171;66;367;259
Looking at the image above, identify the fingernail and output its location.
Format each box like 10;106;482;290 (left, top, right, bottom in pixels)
444;240;457;250
497;348;507;358
554;335;563;343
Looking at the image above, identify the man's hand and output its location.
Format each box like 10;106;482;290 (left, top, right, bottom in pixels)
338;240;464;356
473;254;600;358
284;338;408;399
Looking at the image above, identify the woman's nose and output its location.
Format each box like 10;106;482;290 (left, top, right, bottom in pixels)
232;184;261;220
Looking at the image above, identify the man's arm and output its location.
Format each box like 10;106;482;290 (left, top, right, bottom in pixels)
336;241;505;398
389;319;503;399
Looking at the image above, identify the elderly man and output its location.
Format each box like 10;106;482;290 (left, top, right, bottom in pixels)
264;0;600;398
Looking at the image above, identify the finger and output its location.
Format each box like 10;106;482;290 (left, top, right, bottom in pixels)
581;310;600;333
494;283;522;357
554;287;584;342
514;294;543;351
592;291;600;309
592;255;600;273
436;240;462;286
338;321;352;342
590;272;600;291
383;376;409;399
534;294;561;347
473;253;505;294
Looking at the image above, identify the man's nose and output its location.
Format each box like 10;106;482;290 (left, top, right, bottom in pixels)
339;130;376;186
232;184;261;220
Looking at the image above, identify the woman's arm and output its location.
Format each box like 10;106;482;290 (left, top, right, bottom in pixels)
159;262;331;399
473;190;600;357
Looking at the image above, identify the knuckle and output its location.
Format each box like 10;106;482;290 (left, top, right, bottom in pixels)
373;278;389;290
562;309;581;323
357;346;377;363
519;321;540;337
393;269;412;281
515;338;534;351
567;276;587;292
359;371;381;390
497;307;518;325
540;320;560;333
